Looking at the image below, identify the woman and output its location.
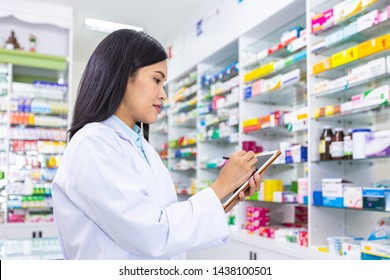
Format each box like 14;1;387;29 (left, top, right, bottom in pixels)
52;29;261;260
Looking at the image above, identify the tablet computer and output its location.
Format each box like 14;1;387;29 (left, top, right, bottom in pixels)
222;150;281;213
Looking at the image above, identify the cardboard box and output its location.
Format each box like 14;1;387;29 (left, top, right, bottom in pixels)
330;76;348;90
363;85;389;108
361;239;390;260
322;178;354;207
363;187;390;210
351;93;365;109
343;20;358;37
325;29;343;47
341;101;353;112
311;8;333;33
282;68;300;87
334;0;364;24
314;80;330;93
366;57;387;79
358;34;390;58
357;9;378;32
342;240;361;258
331;46;359;68
264;75;282;92
313;58;331;75
343;186;363;208
251;79;263;96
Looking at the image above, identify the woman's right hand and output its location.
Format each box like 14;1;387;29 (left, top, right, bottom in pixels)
211;150;258;201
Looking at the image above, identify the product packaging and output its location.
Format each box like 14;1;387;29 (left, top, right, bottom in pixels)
322;178;354;207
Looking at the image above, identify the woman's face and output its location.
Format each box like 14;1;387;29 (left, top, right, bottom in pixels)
115;60;167;128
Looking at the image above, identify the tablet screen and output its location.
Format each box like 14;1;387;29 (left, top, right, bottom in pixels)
222;150;281;212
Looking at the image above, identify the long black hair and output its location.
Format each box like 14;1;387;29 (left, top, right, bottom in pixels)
69;29;167;141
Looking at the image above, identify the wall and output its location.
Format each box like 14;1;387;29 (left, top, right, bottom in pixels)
166;0;295;81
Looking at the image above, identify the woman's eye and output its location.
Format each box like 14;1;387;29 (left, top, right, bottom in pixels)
154;78;161;84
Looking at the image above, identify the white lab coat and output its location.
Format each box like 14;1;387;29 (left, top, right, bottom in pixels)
52;117;229;259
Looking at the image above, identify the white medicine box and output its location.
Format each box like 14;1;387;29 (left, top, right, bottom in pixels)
322;178;354;208
343;186;363;209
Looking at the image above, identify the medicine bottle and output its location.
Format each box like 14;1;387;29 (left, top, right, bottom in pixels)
319;126;333;160
343;129;353;159
330;128;344;160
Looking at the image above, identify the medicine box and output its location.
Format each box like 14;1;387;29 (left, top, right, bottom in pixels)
357;9;378;32
311;8;333;33
342;240;361;259
363;187;390;210
343;186;363;208
251;79;263;96
361;239;390;260
333;0;364;24
325;29;343;47
331;46;359;68
358;34;390;58
313;58;331;75
363;85;389;108
365;130;390;157
322;178;354;208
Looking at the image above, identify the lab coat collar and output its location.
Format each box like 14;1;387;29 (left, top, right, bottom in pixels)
101;117;132;141
100;117;148;162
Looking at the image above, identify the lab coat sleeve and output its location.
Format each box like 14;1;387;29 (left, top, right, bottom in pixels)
62;127;229;258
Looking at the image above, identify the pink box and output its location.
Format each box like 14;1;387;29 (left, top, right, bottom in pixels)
247;216;270;223
311;8;334;33
251;80;262;96
246;206;269;217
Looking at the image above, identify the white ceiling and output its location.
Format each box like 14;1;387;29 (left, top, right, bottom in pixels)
21;0;223;61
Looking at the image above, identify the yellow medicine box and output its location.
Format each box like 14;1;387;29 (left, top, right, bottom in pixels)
358;34;390;58
243;118;259;127
331;46;359;68
244;62;275;83
312;58;331;75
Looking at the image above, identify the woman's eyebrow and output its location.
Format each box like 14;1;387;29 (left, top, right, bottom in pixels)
154;70;166;80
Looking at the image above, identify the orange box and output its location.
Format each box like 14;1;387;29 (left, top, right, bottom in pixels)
258;115;271;129
331;46;359;68
312;57;331;75
358;34;390;58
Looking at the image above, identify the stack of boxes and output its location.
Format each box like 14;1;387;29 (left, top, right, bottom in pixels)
319;178;390;211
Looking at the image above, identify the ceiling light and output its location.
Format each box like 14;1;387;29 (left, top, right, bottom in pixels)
84;18;143;33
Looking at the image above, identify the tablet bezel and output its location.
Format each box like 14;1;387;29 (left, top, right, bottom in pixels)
222;150;281;213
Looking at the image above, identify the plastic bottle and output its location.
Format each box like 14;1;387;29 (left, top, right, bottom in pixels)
330;128;344;160
352;128;371;159
319;126;333;160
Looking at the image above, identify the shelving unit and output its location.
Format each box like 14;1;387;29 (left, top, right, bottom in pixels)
197;41;240;193
308;0;390;252
234;0;309;254
0;2;73;239
150;98;169;167
167;69;198;195
154;0;390;260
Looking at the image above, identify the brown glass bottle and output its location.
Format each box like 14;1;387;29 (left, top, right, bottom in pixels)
319;126;333;160
330;128;344;160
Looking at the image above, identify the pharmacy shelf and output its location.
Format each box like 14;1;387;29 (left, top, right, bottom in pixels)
313;205;390;214
230;231;343;260
245;81;306;106
314;19;390;57
0;49;67;71
311;0;383;36
312;73;390;99
313;48;390;79
312;104;390;124
312;155;390;164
